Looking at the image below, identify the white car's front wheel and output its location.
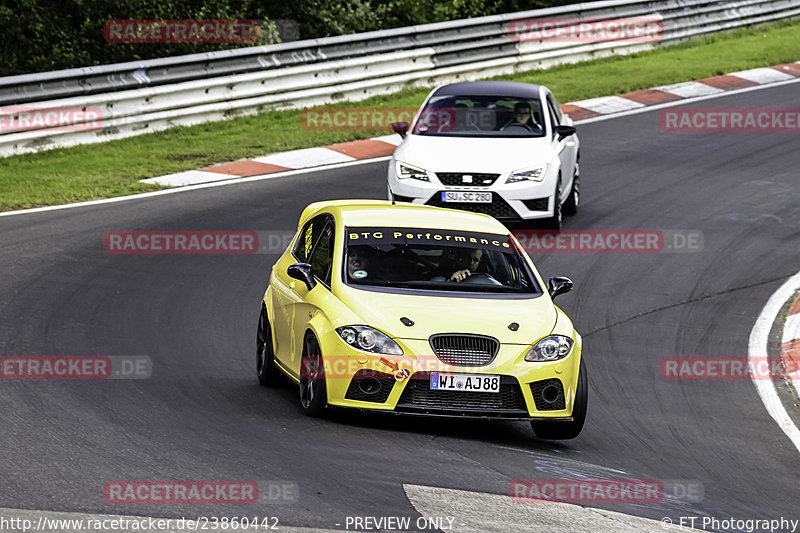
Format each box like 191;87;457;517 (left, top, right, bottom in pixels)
563;160;580;216
543;180;563;229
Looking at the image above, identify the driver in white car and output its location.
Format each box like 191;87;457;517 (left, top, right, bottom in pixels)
500;102;538;132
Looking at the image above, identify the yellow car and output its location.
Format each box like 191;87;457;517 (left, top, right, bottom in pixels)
256;200;586;439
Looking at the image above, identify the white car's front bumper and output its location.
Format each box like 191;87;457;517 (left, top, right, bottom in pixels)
388;166;556;221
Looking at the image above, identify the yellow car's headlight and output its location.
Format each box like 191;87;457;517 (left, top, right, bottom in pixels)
336;326;403;355
524;335;573;361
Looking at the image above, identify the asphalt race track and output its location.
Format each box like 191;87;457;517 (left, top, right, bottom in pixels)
1;83;799;530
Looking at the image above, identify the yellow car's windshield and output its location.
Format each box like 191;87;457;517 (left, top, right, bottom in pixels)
343;226;540;294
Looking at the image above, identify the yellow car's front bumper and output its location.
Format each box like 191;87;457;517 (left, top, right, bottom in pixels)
319;333;582;419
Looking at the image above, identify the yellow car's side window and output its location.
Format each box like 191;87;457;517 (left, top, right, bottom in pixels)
292;215;335;287
303;224;314;259
308;224;333;286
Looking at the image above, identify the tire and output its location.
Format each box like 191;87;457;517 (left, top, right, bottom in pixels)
531;358;587;440
256;306;282;387
542;179;563;230
299;333;327;417
563;160;580;216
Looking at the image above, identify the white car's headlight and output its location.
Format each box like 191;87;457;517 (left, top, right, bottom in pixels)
336;326;403;355
524;335;573;361
507;166;546;183
395;161;429;181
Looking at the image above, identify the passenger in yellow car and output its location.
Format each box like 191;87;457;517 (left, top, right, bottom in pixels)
346;246;370;281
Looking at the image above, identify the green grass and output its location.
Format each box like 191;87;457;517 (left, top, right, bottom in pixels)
2;19;800;211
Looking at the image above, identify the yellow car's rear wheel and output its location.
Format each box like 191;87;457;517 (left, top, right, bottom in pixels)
256;306;282;387
299;333;327;417
531;358;587;440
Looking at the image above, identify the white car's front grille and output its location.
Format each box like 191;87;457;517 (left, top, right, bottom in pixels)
436;172;499;187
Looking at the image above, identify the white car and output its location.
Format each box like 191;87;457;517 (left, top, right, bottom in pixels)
387;81;580;228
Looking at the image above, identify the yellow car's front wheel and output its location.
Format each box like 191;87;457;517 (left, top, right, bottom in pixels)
299;333;327;417
531;358;587;440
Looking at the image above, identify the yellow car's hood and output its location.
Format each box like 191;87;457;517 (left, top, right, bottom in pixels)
334;284;556;344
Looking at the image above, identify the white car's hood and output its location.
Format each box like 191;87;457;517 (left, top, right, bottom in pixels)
394;134;553;174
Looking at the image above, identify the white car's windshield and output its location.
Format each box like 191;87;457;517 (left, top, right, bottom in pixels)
343;227;540;294
412;95;546;138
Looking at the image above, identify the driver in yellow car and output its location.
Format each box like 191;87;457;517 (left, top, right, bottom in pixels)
447;248;483;282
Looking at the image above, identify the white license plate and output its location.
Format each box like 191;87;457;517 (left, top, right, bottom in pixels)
430;372;500;393
441;191;492;203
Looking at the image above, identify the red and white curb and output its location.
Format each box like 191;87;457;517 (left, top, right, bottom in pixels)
140;135;401;187
749;270;800;454
782;293;800;394
561;61;800;121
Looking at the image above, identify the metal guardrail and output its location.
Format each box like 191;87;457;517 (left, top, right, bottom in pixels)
1;0;798;156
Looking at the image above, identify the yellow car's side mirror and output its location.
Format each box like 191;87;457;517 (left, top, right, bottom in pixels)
547;276;573;299
288;263;316;291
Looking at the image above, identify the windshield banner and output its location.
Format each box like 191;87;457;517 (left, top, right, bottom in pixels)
346;227;513;250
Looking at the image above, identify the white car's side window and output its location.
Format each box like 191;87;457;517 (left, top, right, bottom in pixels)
547;93;563;122
547;101;560;137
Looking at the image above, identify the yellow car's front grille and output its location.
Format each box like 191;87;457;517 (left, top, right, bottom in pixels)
429;334;499;367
